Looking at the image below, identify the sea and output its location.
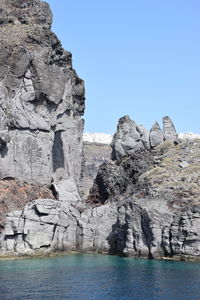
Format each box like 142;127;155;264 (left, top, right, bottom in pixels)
0;254;200;300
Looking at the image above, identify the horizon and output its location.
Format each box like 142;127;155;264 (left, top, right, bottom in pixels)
45;0;200;134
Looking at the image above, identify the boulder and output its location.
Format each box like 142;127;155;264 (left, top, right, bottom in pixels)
111;115;150;160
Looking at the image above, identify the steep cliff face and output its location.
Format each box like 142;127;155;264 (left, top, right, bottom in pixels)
0;0;85;195
1;198;118;255
1;1;200;261
89;133;200;260
1;137;200;260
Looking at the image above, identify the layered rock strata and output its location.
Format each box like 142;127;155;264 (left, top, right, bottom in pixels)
0;0;85;199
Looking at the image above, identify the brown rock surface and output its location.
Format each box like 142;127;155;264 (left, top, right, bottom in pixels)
0;179;54;232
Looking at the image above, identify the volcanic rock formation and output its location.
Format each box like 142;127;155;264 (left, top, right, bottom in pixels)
111;115;177;159
0;0;85;200
1;136;200;260
89;137;200;259
1;1;200;261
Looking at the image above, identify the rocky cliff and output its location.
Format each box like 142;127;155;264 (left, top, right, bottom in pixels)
1;113;200;261
88;117;200;259
0;1;200;261
0;0;85;196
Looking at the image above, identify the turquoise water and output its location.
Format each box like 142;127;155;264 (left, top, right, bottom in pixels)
0;254;200;300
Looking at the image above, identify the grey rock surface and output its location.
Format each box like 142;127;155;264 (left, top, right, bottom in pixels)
79;141;112;200
111;115;177;160
163;116;178;142
0;0;52;28
149;122;164;148
88;139;200;259
0;0;85;197
1;139;200;260
0;1;199;261
179;161;189;168
0;198;118;255
111;115;150;160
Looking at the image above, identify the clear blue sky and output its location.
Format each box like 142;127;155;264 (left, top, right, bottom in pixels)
45;0;200;134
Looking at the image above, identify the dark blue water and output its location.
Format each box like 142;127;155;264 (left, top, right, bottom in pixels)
0;254;200;300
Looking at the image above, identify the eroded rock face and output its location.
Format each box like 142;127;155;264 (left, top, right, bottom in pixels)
88;151;155;205
88;138;200;260
111;116;150;160
0;0;52;28
108;201;200;259
1;1;200;261
163;116;178;142
0;178;54;233
111;115;177;160
0;0;85;196
149;122;164;148
1;139;200;259
0;198;118;255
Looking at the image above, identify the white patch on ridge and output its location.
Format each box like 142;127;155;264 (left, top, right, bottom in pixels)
178;132;200;140
83;132;200;145
83;133;113;144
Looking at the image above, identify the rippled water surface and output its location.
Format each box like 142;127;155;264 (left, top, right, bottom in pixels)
1;254;200;300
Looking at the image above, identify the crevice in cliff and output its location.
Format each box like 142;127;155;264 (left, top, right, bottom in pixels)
168;223;174;257
39;245;50;249
51;224;57;242
50;184;59;200
34;205;49;217
8;127;50;133
57;109;71;119
107;216;127;256
52;131;65;172
76;222;83;251
0;138;8;158
141;210;153;259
